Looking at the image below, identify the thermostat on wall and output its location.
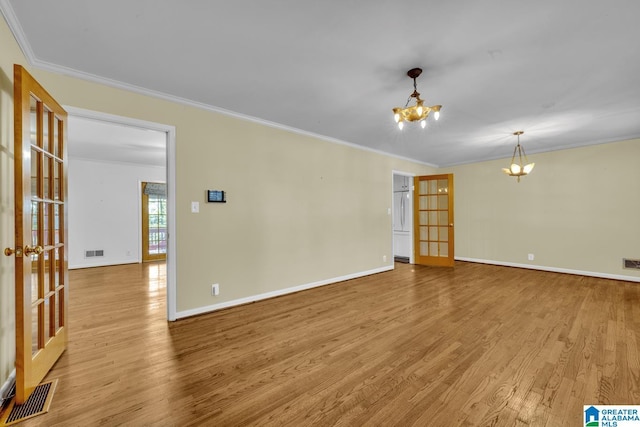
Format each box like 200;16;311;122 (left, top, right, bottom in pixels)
207;190;226;203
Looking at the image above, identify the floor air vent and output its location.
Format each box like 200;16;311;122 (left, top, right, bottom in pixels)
0;380;57;426
85;249;105;258
623;258;640;270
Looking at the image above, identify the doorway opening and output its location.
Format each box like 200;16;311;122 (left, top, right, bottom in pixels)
65;107;177;321
141;182;167;262
392;171;414;265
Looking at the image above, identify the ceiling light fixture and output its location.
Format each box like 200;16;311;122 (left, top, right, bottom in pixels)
392;68;442;130
502;131;535;182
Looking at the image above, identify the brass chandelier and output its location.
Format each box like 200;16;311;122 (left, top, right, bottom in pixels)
392;68;442;130
502;131;535;182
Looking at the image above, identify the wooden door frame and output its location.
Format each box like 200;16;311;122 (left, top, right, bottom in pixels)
413;173;455;267
141;181;167;262
12;64;69;403
64;107;178;321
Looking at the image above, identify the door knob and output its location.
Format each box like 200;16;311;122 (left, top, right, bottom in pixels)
24;245;44;256
4;247;19;256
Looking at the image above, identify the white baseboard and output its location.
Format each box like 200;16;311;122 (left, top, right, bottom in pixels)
0;369;15;406
455;257;640;283
69;259;139;270
176;265;394;319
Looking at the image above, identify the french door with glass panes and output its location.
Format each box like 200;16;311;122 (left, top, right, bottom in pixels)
5;65;69;404
141;182;167;262
414;174;455;267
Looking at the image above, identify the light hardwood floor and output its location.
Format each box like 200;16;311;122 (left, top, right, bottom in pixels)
15;261;640;426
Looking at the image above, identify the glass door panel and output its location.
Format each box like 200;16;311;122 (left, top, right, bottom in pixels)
142;182;167;261
414;174;455;267
12;64;69;404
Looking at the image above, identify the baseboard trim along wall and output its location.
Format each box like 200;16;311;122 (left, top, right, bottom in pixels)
0;369;16;407
456;257;640;283
176;265;394;319
69;260;140;270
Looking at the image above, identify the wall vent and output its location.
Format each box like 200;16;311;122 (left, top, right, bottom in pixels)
85;250;105;258
623;258;640;270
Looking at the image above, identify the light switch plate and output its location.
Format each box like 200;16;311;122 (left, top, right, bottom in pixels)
191;201;199;213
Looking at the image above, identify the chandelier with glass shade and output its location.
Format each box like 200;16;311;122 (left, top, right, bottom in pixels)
502;131;535;182
392;68;442;130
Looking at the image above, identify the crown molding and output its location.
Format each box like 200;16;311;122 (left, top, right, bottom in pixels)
54;59;437;167
0;0;435;169
0;0;37;63
442;134;640;168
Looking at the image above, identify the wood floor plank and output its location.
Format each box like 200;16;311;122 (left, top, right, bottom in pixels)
9;261;640;426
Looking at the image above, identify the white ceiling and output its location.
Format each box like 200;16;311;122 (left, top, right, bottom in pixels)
3;0;640;166
68;116;166;167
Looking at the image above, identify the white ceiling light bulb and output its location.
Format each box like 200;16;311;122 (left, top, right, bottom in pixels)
523;163;535;174
434;110;440;120
420;119;426;129
398;121;404;130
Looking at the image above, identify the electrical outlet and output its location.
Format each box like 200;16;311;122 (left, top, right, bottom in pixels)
211;283;219;296
528;253;535;261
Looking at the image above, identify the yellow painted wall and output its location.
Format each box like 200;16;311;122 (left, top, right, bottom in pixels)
26;75;435;310
2;7;639;397
441;139;640;278
0;11;20;393
0;14;433;387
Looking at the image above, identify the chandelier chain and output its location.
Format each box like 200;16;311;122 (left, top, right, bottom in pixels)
502;131;535;182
